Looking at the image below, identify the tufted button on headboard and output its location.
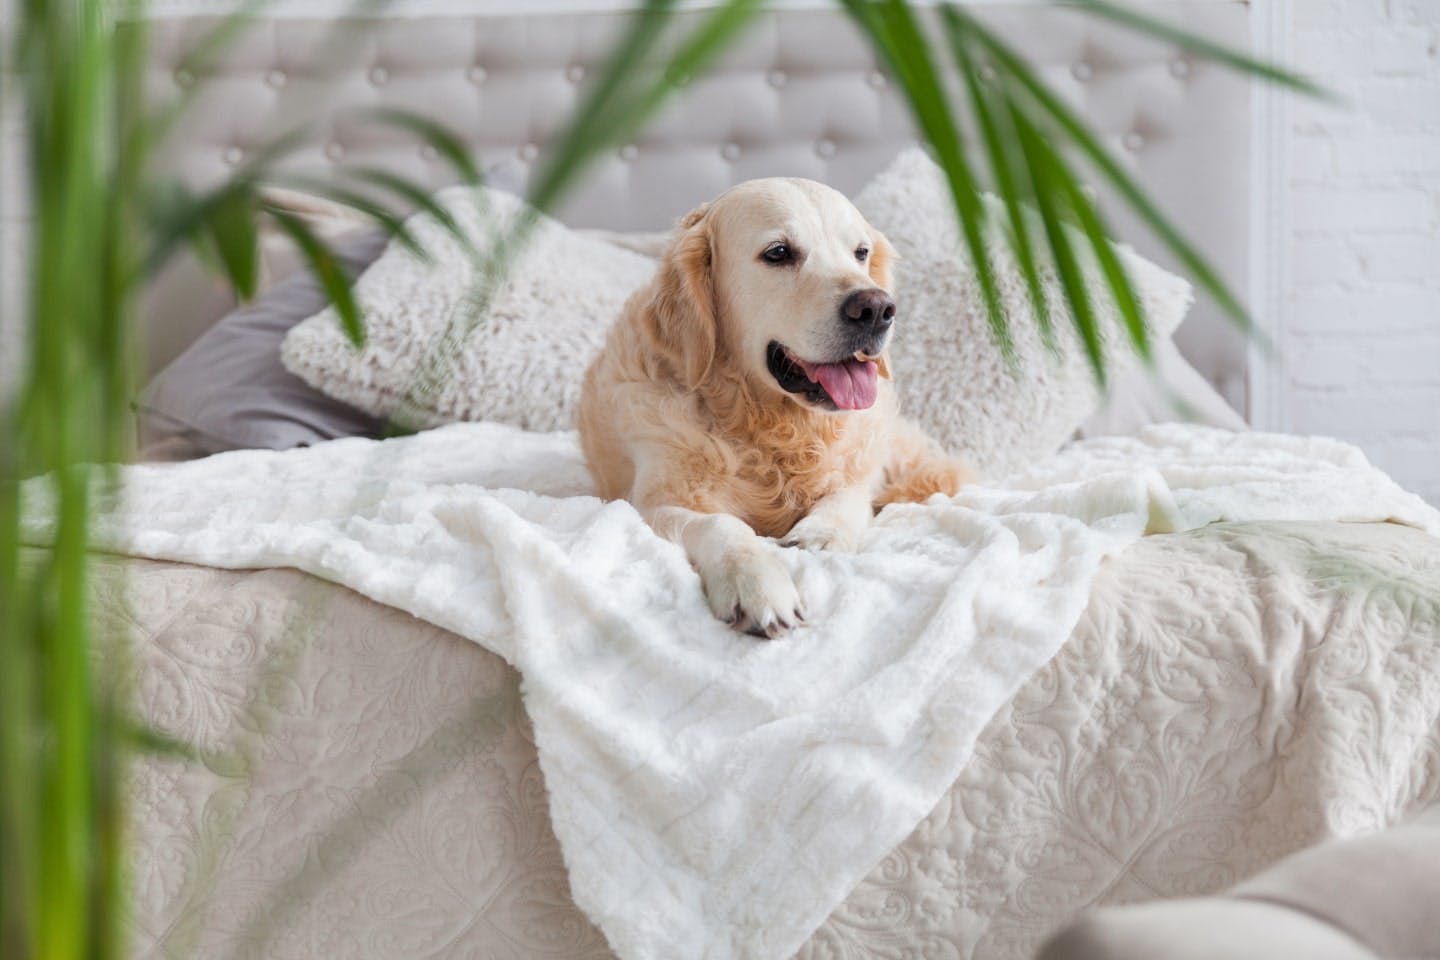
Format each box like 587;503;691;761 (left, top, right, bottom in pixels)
142;2;1252;410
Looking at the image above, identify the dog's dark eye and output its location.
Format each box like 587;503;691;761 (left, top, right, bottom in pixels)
761;243;793;265
855;246;870;263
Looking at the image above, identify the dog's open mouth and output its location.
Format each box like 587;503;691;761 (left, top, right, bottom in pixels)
766;341;881;411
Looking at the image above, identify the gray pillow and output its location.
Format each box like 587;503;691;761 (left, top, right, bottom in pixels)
136;230;389;458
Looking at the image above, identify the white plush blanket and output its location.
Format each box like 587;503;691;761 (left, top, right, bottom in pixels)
22;423;1440;960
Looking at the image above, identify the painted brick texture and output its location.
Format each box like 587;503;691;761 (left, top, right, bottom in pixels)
1283;0;1440;504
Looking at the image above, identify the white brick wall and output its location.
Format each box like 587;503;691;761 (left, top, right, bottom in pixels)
1275;0;1440;504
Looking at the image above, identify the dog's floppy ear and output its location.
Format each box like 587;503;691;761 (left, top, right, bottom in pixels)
677;203;710;232
646;202;717;390
868;227;896;380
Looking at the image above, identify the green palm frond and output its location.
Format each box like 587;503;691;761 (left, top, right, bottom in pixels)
1076;0;1332;99
944;2;1295;341
843;0;1013;357
202;188;263;300
352;107;485;186
338;166;472;245
526;0;680;216
1011;101;1110;384
944;7;1054;350
264;206;366;346
271;177;433;260
528;0;765;219
144;126;306;274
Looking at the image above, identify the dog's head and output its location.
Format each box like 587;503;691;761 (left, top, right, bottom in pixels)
647;178;896;412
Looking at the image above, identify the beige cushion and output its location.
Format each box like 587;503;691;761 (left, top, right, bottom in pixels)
1229;804;1440;959
1042;899;1374;960
1040;805;1440;960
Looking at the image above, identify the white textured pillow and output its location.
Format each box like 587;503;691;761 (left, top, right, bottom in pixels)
282;186;656;432
854;147;1193;478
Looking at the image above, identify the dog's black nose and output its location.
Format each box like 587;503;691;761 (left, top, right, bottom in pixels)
841;289;896;331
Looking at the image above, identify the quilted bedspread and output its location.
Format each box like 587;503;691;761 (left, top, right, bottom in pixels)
59;518;1439;959
21;423;1440;958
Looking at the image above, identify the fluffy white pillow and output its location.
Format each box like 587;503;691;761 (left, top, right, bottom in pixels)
281;186;656;432
853;147;1193;478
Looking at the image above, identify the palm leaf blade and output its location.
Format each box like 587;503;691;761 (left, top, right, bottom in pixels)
356;107;484;186
341;166;471;252
1061;177;1151;363
527;0;677;214
1033;123;1152;364
145;179;251;278
531;0;764;218
962;14;1252;334
1077;0;1333;99
144;128;308;278
620;0;766;140
265;207;365;347
842;0;1012;357
273;178;430;260
942;5;1054;349
204;188;260;301
1011;106;1108;386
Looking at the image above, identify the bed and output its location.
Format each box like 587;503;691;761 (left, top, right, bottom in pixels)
47;419;1433;960
88;515;1440;960
34;3;1440;959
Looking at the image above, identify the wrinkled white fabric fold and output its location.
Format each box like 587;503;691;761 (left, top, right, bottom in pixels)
21;423;1440;960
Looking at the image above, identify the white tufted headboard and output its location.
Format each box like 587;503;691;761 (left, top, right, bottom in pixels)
142;0;1253;411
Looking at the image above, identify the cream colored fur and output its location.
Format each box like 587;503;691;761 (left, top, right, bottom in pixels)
579;178;972;637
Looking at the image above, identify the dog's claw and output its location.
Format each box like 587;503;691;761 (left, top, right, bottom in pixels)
782;516;861;553
738;608;808;638
701;548;803;640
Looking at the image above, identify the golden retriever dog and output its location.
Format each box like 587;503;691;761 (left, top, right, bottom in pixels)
579;178;972;638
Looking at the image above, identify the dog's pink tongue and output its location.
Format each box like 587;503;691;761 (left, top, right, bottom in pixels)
809;358;879;410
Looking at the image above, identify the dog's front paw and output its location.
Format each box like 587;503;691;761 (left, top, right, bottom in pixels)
781;514;861;553
701;548;805;639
